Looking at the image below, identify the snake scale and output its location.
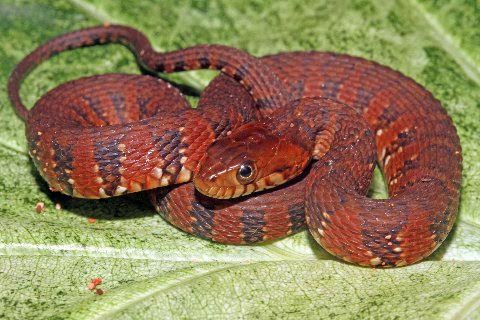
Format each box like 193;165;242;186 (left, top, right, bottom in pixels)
8;24;462;267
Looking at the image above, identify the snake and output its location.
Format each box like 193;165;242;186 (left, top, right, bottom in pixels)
8;24;462;267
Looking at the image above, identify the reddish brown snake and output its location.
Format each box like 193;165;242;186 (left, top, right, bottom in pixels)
8;24;462;267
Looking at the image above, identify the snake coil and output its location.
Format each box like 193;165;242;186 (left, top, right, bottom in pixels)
8;24;462;267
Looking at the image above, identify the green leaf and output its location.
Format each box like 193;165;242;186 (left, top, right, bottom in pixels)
1;0;479;319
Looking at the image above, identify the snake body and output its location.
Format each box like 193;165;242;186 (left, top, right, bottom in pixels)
8;25;462;267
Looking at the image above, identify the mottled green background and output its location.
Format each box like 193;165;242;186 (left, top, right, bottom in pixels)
0;0;479;319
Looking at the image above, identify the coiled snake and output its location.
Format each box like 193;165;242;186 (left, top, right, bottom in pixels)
8;25;462;267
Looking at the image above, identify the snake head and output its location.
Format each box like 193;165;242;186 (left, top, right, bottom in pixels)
194;122;311;199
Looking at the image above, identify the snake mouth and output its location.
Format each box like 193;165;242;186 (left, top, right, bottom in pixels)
193;172;289;199
195;184;247;199
193;176;241;199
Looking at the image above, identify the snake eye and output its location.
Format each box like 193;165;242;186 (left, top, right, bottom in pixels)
236;162;256;184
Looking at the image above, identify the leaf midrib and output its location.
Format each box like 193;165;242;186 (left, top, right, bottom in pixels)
0;242;318;262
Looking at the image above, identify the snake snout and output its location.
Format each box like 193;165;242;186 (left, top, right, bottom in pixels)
194;155;251;199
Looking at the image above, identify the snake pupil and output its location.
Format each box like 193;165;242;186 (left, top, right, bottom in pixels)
236;162;256;184
239;164;252;178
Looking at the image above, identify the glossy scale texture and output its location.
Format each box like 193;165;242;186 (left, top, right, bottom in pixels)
8;25;462;267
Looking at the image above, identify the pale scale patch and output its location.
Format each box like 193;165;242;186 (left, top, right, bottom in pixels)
380;147;386;160
222;187;234;199
114;186;128;196
160;175;171;186
244;184;255;195
395;260;407;267
232;185;246;198
129;181;142;192
254;179;267;191
145;176;161;189
153;167;163;179
267;172;285;186
166;165;177;175
370;257;382;266
384;155;391;166
98;188;108;198
176;167;192;183
72;189;84;198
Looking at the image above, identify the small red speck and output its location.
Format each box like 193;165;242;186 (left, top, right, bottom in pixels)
35;202;45;213
87;277;103;290
92;278;103;286
95;288;104;295
87;217;97;224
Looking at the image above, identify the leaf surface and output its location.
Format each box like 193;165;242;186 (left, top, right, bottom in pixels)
0;0;479;319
